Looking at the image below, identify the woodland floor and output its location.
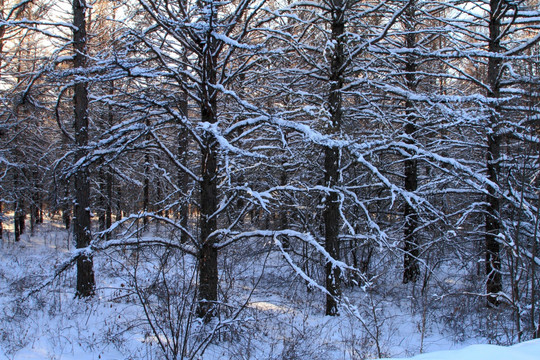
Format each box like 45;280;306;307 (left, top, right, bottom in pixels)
0;215;536;359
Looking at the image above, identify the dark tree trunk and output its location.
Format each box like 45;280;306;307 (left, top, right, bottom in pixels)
105;83;114;239
142;116;151;229
197;43;219;319
485;0;503;307
14;194;25;240
403;148;419;283
73;0;95;298
403;6;420;284
143;152;150;229
0;0;5;67
105;170;112;240
178;87;190;244
30;171;40;232
0;202;3;239
533;311;540;339
97;169;112;240
38;199;43;224
324;0;345;316
156;179;163;218
197;127;219;320
324;147;341;315
403;149;419;283
116;186;122;221
63;209;71;230
98;170;106;232
14;202;20;242
62;181;71;229
485;133;502;306
30;201;35;235
17;202;25;236
280;168;289;248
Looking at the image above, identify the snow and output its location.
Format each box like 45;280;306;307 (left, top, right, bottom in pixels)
381;340;540;360
2;217;540;360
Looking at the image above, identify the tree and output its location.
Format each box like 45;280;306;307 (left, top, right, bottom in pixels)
72;0;95;297
265;0;421;314
401;2;420;284
452;0;540;309
85;0;279;320
322;0;346;316
483;0;505;307
0;0;55;243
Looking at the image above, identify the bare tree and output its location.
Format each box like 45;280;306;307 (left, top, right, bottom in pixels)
72;0;95;297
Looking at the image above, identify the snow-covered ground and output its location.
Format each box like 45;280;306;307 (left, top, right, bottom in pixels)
1;217;538;360
381;340;540;360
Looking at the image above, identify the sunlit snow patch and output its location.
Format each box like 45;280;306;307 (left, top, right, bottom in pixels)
248;301;288;312
380;339;540;360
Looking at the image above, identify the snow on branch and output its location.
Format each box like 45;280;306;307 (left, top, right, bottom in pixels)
199;121;267;159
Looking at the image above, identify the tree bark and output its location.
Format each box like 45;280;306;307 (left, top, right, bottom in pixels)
116;186;122;221
280;167;289;247
324;0;345;316
30;199;35;235
73;0;95;298
485;0;503;307
13;171;23;241
14;202;20;242
15;196;25;238
38;199;43;224
324;146;341;315
0;202;3;239
178;83;190;244
143;118;150;230
197;32;219;319
62;185;71;230
105;82;114;239
98;170;106;231
197;111;218;320
0;0;5;65
105;170;112;240
403;5;420;284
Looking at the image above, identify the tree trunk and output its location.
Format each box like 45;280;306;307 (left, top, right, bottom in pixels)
30;200;35;235
105;83;114;239
0;0;5;67
38;199;43;224
98;170;106;232
15;195;25;237
0;202;3;239
18;205;25;236
105;170;112;240
324;147;341;315
156;179;163;218
403;5;420;284
485;0;503;307
62;181;71;229
280;168;289;248
142;115;151;229
116;185;122;221
197;41;219;319
14;202;20;242
63;209;71;230
30;170;40;233
197;126;218;320
324;0;345;316
178;85;190;244
143;143;150;230
73;0;95;298
485;133;502;306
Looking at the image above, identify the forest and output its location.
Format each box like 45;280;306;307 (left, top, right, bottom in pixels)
1;0;540;358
